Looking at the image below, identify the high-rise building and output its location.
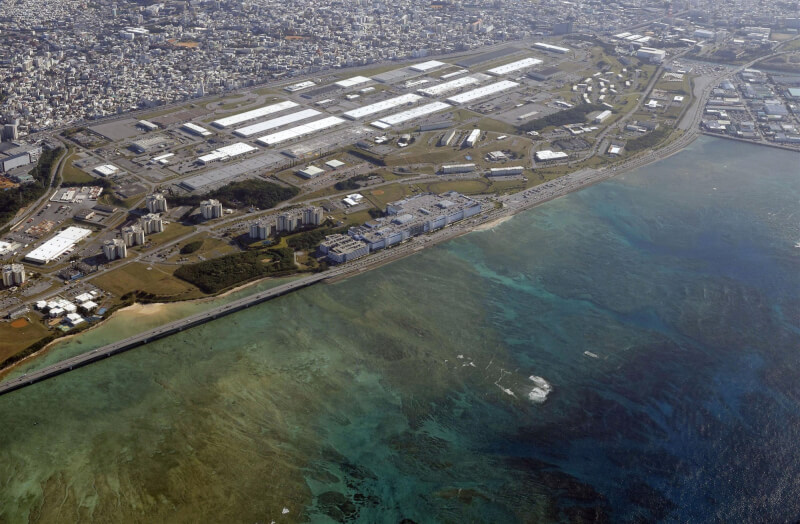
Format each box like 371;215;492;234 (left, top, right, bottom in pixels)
277;213;299;233
146;193;168;213
2;121;19;142
249;221;273;240
102;239;127;260
200;199;223;219
302;206;324;227
1;263;26;287
121;225;146;247
140;213;164;234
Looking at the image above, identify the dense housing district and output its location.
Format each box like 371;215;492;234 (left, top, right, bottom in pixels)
0;0;799;372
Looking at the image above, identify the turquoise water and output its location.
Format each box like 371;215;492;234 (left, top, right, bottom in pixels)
0;136;798;522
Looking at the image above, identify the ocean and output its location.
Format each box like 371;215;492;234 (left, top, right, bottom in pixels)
0;136;798;523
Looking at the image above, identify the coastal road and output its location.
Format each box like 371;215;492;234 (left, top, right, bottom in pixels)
1;44;768;396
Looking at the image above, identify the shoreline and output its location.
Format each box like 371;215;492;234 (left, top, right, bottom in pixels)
5;124;786;388
0;137;699;383
0;126;706;385
0;275;297;380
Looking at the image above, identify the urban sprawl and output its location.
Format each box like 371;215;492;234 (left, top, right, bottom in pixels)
0;0;799;372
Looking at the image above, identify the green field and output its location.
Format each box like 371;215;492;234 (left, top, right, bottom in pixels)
93;262;203;299
144;222;197;249
0;318;51;363
60;151;96;184
169;234;239;263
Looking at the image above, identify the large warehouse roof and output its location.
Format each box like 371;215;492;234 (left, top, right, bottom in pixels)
211;101;298;128
181;122;212;136
418;76;481;97
446;80;520;105
198;142;258;163
532;42;570;54
343;94;422;120
486;57;543;76
335;76;372;88
25;227;92;264
233;109;321;137
255;116;346;147
179;151;285;191
410;60;446;72
371;102;452;129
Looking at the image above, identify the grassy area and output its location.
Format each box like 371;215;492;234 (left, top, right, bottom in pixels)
475;117;517;135
140;106;186;120
362;183;412;208
782;39;800;52
0;317;51;363
169;234;238;263
254;86;280;95
337;209;377;226
144;222;196;249
60;151;96;184
98;193;141;209
771;32;797;42
654;73;692;95
422;179;491;195
93;262;203;299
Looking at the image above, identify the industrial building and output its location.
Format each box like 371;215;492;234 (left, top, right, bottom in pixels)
0;146;38;172
348;192;481;252
528;67;561;81
418;76;481;97
463;129;481;148
233;109;321;138
410;60;446;72
285;81;316;92
486;57;543;76
255;116;346;147
446;81;519;105
532;42;570;54
121;225;146;247
210;101;299;128
1;264;26;287
200;199;223;219
343;94;422;120
181;123;212;136
335;76;372;88
319;234;369;264
637;48;666;64
141;213;164;234
129;135;169;153
146;193;168;213
93;164;119;177
535;150;569;162
371;102;452;130
137;120;159;132
197;142;258;164
440;163;476;174
488;166;525;176
25;227;92;264
594;110;612;123
439;129;456;147
297;165;325;179
102;238;127;260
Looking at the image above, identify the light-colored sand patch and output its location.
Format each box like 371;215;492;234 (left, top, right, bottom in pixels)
474;215;513;232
